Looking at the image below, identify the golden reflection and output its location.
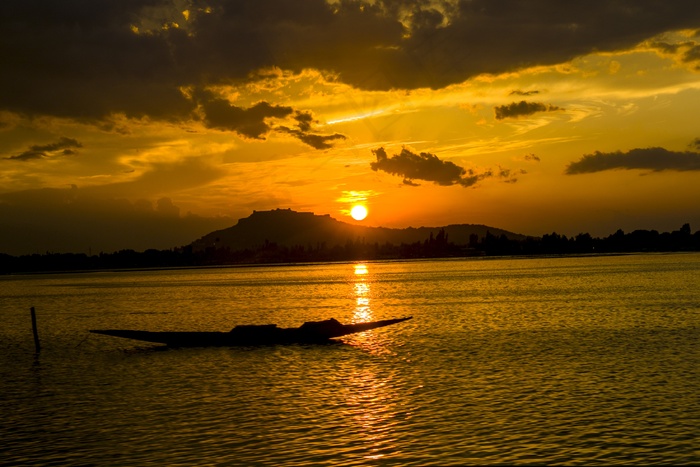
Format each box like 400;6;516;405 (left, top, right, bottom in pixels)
342;367;403;461
353;263;372;322
354;263;368;275
350;262;400;354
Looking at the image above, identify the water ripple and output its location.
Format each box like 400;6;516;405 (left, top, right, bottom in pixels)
1;255;699;465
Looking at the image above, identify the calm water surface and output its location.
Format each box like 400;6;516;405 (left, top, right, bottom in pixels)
1;254;698;465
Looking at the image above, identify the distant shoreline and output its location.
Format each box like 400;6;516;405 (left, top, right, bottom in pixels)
3;251;696;277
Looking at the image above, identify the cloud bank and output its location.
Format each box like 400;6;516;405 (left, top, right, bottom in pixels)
566;147;700;174
0;186;233;255
2;0;700;124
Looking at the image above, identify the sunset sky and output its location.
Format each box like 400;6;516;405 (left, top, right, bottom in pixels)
2;0;700;255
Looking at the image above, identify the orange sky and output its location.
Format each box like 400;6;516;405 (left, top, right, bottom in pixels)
2;1;700;254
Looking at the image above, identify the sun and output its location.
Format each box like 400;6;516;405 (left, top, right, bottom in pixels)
350;205;368;221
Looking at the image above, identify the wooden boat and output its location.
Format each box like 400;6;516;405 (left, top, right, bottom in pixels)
90;316;412;347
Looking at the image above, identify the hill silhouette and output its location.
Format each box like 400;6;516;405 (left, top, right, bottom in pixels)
190;208;527;252
1;210;697;274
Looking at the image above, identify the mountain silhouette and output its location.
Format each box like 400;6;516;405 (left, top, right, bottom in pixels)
190;208;527;251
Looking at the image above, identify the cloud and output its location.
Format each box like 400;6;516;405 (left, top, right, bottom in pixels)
510;90;540;96
276;110;346;149
294;111;314;132
2;0;700;125
5;137;82;161
87;157;227;199
278;128;347;150
200;98;294;139
523;153;541;162
196;92;346;148
370;147;492;187
684;44;700;63
0;154;231;251
565;147;700;174
358;1;700;90
155;197;180;217
494;101;563;120
648;37;700;67
495;167;526;184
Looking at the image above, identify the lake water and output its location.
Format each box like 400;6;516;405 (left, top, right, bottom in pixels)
1;253;698;466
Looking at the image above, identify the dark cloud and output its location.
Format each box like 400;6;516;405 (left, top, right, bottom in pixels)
370;147;492;187
201;98;294;139
683;44;700;64
294;112;314;132
277;111;347;149
648;38;700;66
498;168;512;178
510;90;540;96
5;137;82;161
524;153;541;162
0;0;192;121
690;138;700;150
356;0;700;90
565;147;700;174
196;93;346;148
1;0;699;124
495;167;526;184
494;101;563;120
648;40;689;54
278;128;347;150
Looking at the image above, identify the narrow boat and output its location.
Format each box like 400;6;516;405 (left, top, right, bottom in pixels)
90;316;412;347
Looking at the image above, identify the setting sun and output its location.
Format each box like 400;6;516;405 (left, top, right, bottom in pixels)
350;205;368;221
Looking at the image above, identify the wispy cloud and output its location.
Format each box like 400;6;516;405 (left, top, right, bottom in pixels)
5;137;82;161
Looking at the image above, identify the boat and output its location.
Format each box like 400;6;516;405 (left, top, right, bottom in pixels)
90;316;412;347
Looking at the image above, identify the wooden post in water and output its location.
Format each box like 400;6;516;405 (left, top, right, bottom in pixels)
30;306;41;353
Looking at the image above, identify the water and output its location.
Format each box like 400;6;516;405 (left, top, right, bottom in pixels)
1;253;698;465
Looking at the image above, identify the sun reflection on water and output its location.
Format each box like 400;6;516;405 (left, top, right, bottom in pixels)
333;263;405;460
341;366;404;462
348;263;400;355
353;263;372;323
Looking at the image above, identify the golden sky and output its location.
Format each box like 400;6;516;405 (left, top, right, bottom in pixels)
2;0;700;254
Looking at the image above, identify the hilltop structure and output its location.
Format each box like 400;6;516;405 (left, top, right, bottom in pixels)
190;208;526;253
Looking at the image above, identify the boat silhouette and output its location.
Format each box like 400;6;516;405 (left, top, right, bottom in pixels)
90;316;412;347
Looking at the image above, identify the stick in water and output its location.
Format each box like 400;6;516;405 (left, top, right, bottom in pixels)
30;306;40;353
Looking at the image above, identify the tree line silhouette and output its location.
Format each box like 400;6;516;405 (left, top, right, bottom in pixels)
1;223;698;274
